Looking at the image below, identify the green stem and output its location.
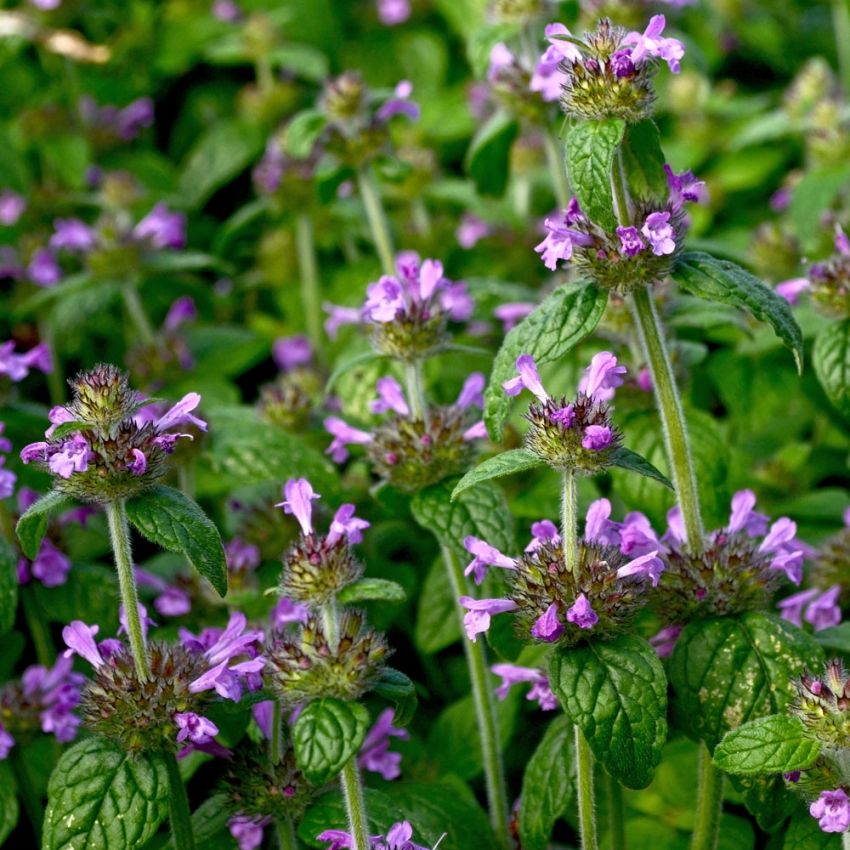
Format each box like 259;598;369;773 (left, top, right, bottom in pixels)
404;360;428;422
357;167;396;277
605;772;626;850
575;727;598;850
38;320;64;406
691;743;724;850
843;832;850;850
561;469;578;576
833;0;850;95
543;128;571;209
270;699;283;765
10;745;43;843
255;56;274;94
21;586;55;667
122;284;156;347
411;197;432;237
276;817;299;850
442;545;511;846
164;751;196;850
339;758;371;850
295;212;324;363
105;500;150;681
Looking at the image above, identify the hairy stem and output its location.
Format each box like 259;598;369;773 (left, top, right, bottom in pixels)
357;167;395;277
106;500;150;681
277;817;300;850
295;211;324;363
339;758;371;850
270;699;283;765
605;772;626;850
121;284;156;347
165;751;196;850
575;727;598;850
10;746;43;843
691;743;724;850
543;128;571;209
442;545;511;846
561;469;579;576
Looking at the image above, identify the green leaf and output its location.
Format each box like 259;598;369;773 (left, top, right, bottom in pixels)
484;282;609;440
125;485;228;596
0;538;17;637
790;164;850;250
284;109;327;159
565;119;626;229
164;794;231;849
451;448;544;499
326;349;385;393
549;634;668;789
609;446;673;489
373;667;419;727
15;489;73;559
411;478;514;559
784;807;843;849
465;110;519;197
0;763;18;845
673;252;804;372
813;320;850;418
43;737;169;850
337;577;407;604
33;563;118;631
620;119;668;199
730;772;797;833
714;715;820;776
669;613;824;752
814;622;850;654
292;698;369;785
415;557;462;654
519;714;575;850
48;420;91;441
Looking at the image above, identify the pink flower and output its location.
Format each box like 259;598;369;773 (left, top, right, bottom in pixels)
621;15;685;73
459;596;518;641
276;478;320;536
566;593;598;629
810;788;850;833
580;352;627;402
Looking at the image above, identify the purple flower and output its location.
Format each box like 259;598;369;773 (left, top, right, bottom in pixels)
28;249;62;287
47;435;90;479
456;373;485;409
270;597;310;629
155;392;207;433
621;15;685;73
213;0;243;23
776;278;811;305
136;569;192;617
492;663;557;711
174;712;219;745
62;621;107;669
535;208;593;270
566;593;598;629
836;224;850;255
810;788;850;833
456;214;491;249
376;80;420;123
324;417;373;463
610;50;636;77
0;723;14;758
164;297;197;333
276;477;320;536
758;517;804;584
463;421;487;441
116;97;154;141
50;219;96;252
779;586;842;631
665;164;706;208
229;815;270;850
581;425;614;451
530;24;582;102
459;596;518;641
324;304;362;338
503;354;548;401
526;519;560;552
376;0;411;25
531;602;565;641
225;538;261;574
372;377;410;416
128;449;147;476
616;226;646;257
494;302;534;332
649;625;681;657
580;351;627;402
616;551;664;586
327;504;370;547
358;707;409;780
619;512;660;556
365;277;405;322
727;489;769;537
641;211;676;256
0;461;14;500
463;536;516;585
488;43;515;82
273;335;313;372
0;191;25;225
29;0;62;10
133;203;186;250
31;540;71;587
584;499;621;546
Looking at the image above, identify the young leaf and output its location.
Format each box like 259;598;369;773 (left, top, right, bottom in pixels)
0;538;17;637
451;448;544;499
43;737;169;850
620;119;668;199
669;613;823;751
713;715;820;776
48;420;91;441
519;714;575;850
484;282;608;440
813;320;850;418
125;485;228;596
337;577;407;604
284;109;327;159
293;698;369;785
15;489;73;559
548;634;668;789
373;667;419;726
415;557;462;654
673;252;804;372
565;119;626;229
609;446;673;489
465;110;519;197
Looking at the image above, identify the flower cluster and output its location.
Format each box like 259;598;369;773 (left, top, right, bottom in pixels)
78;95;154;144
20;364;206;502
504;351;626;472
257;336;323;431
319;820;437;850
778;586;842;632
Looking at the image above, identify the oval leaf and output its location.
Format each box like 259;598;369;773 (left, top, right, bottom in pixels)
465;110;519;198
125;485;228;596
714;715;820;776
15;489;72;559
373;667;419;727
620;119;668;199
609;446;673;489
337;577;407;604
293;698;369;785
549;634;668;789
813;319;850;418
451;448;544;499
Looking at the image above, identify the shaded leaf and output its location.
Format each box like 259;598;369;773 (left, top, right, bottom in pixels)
609;446;673;489
16;489;72;559
338;578;407;604
813;320;850;418
0;538;17;637
465;110;519;197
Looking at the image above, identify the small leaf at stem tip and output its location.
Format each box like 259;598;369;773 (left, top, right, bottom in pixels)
337;577;407;604
609;446;673;489
16;489;73;560
451;448;545;500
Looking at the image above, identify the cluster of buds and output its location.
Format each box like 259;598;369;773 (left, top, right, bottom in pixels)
257;336;323;431
20;364;206;503
658;490;806;622
68;612;264;754
325;253;473;361
253;121;322;207
504;351;626;473
536;168;704;292
460;500;664;647
78;95;154;146
0;656;83;758
324;373;486;492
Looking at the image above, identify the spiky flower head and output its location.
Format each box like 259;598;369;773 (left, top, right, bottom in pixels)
793;659;850;749
785;225;850;319
810;510;850;606
257;370;323;432
20;364;207;503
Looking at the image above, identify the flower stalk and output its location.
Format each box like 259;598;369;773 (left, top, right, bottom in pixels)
605;772;626;850
561;469;578;576
357;167;396;277
575;726;598;850
339;758;371;850
121;283;156;347
164;750;196;850
295;211;324;363
691;743;724;850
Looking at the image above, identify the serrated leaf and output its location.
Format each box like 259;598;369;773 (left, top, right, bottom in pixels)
125;485;227;596
549;634;668;789
464;110;519;197
730;772;797;833
292;699;369;785
284;109;327;159
620;119;668;199
0;538;17;637
669;613;824;752
16;489;72;559
565;119;626;229
373;667;418;726
484;283;608;440
451;448;544;499
813;320;850;418
43;737;169;850
519;714;575;850
609;446;673;489
784;807;843;849
415;557;462;654
714;715;820;776
337;577;407;604
673;252;804;372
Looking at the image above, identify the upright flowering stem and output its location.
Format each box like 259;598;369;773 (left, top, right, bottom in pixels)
339;758;372;850
276;818;299;850
122;283;156;347
443;546;511;846
105;499;151;682
543;128;571;210
404;360;429;427
691;743;724;850
575;726;598;850
605;772;626;850
357;167;396;276
561;469;579;576
295;212;324;363
270;700;284;765
38;320;63;406
164;751;196;850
